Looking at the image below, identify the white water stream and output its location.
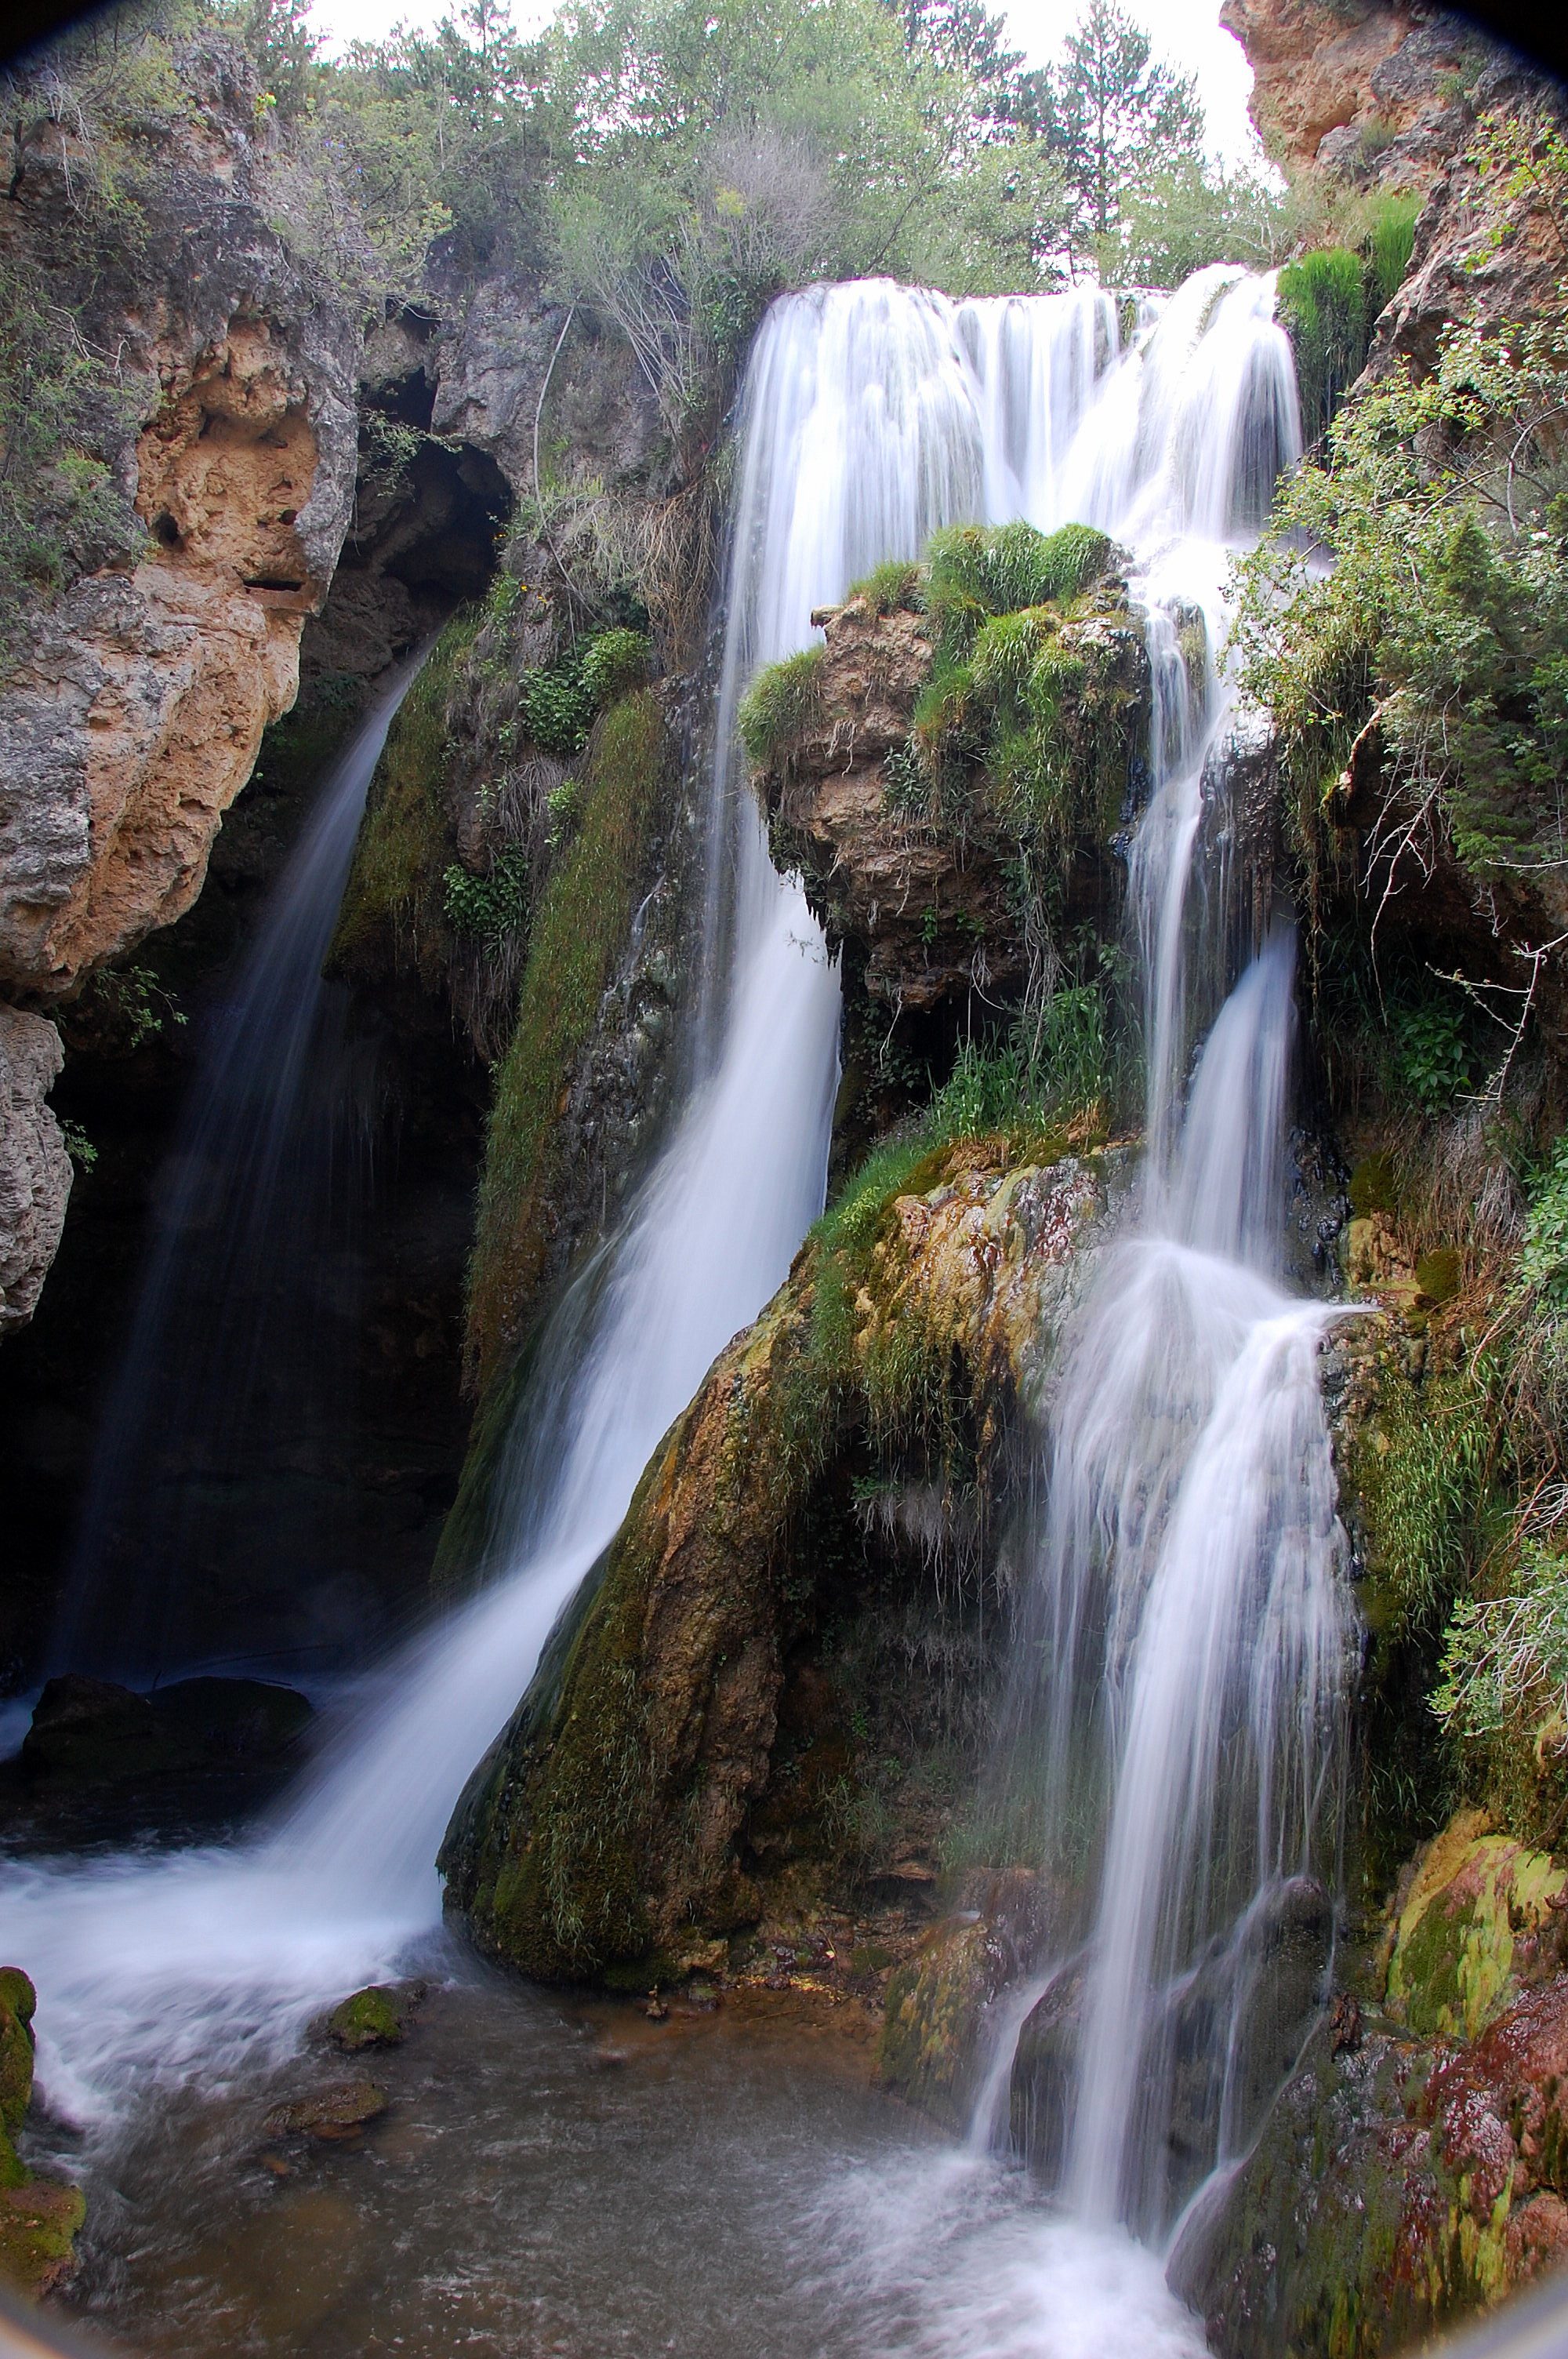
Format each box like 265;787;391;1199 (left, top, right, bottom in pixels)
5;267;1339;2354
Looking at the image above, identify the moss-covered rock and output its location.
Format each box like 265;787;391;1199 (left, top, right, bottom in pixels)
0;1970;83;2299
0;1973;34;2136
442;1140;1115;1981
1386;1809;1566;2042
880;1872;1049;2129
0;2179;87;2302
743;523;1146;1014
325;1983;423;2050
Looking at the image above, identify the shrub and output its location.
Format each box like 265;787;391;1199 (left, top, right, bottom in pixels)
1433;1541;1568;1739
442;849;533;944
1522;1133;1568;1306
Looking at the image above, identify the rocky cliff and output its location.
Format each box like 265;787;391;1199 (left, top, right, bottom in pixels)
0;36;361;1334
0;42;360;1001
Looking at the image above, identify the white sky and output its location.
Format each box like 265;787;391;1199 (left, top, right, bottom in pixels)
307;0;1263;167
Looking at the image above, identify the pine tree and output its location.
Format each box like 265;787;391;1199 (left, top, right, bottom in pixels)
1039;0;1204;256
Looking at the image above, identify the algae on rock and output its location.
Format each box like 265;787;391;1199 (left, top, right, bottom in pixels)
441;1135;1116;1983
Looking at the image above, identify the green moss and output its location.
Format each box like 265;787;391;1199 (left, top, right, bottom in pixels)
326;1986;408;2049
466;688;669;1395
737;644;826;767
1416;1247;1463;1304
1386;1814;1566;2040
328;612;481;980
1349;1152;1398;1217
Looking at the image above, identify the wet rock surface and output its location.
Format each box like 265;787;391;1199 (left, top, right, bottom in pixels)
1180;1811;1568;2354
263;2079;389;2143
0;1967;84;2299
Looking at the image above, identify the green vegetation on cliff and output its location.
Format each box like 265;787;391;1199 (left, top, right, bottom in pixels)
466;688;668;1395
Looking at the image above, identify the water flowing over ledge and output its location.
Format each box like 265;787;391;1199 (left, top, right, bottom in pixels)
2;264;1345;2355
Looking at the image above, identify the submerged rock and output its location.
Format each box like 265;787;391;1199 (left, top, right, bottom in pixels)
263;2078;389;2142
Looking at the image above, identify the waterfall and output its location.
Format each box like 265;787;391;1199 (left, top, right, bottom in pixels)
2;268;1344;2335
972;269;1353;2246
49;650;429;1684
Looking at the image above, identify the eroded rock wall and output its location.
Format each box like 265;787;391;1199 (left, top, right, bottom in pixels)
0;1012;70;1336
0;49;360;1003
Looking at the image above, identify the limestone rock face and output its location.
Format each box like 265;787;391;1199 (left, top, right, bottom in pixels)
0;1010;71;1336
429;277;667;500
1220;2;1480;186
0;40;360;1001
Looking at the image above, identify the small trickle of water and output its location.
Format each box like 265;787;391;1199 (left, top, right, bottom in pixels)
52;651;429;1684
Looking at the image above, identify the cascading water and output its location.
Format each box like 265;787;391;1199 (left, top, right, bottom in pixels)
49;650;429;1684
971;265;1355;2249
2;277;1077;2122
2;266;1341;2355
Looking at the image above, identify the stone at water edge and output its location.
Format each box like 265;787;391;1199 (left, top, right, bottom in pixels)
263;2079;390;2142
325;1982;426;2050
0;1968;86;2299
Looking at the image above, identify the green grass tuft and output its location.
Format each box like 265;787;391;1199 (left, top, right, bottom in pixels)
737;644;826;767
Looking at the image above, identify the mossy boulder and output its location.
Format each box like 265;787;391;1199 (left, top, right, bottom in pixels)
20;1674;312;1786
442;1143;1112;1982
0;1970;84;2299
0;1973;34;2135
1177;1971;1568;2358
0;1972;34;2196
1385;1808;1566;2042
743;524;1146;1013
326;1983;423;2050
0;2179;87;2302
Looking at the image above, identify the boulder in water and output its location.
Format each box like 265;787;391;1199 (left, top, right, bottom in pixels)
0;1968;85;2298
263;2078;389;2143
325;1983;425;2050
20;1673;313;1786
